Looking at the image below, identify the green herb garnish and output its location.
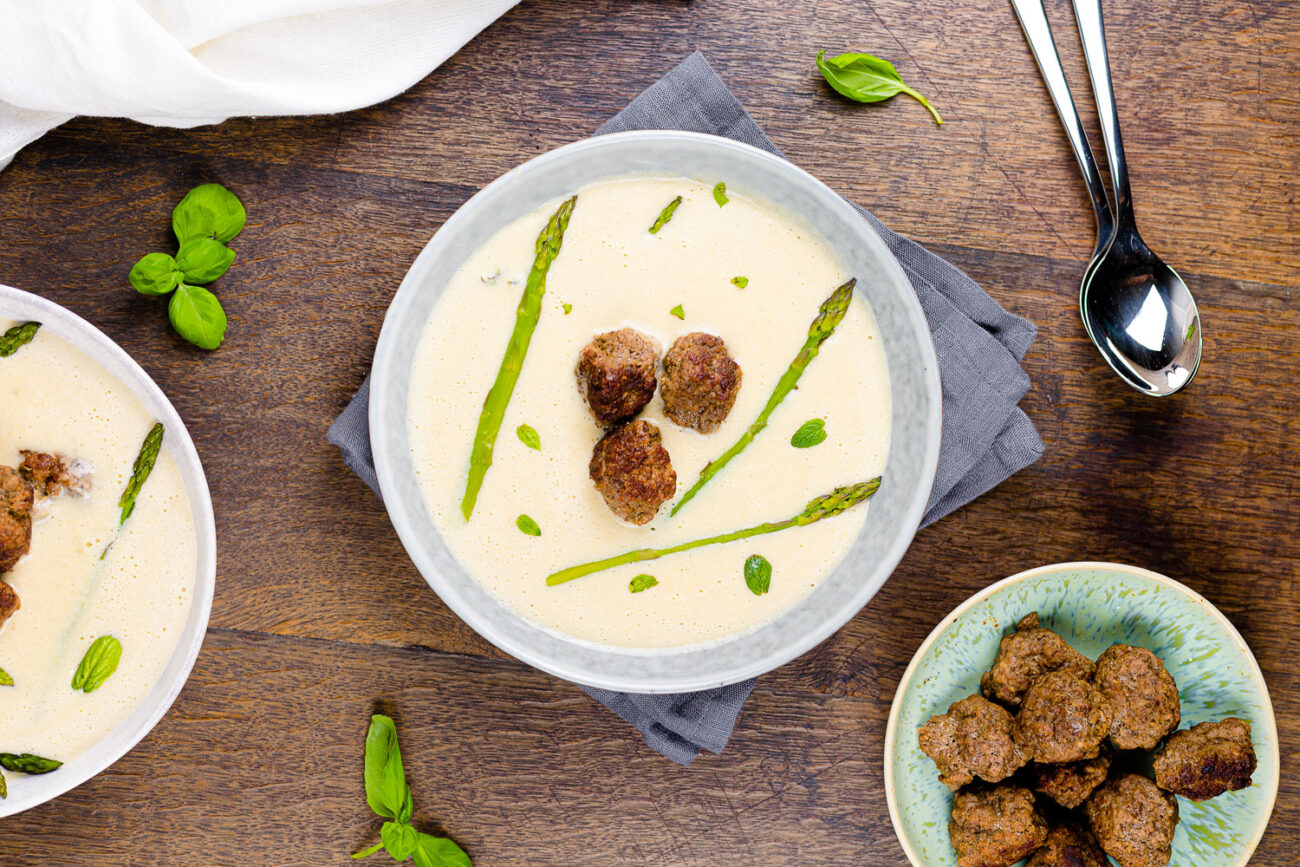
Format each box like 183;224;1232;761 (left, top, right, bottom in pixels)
669;304;685;320
351;714;472;866
562;303;573;315
548;479;879;586
0;665;12;686
629;574;658;593
816;50;942;125
671;279;855;516
731;276;748;289
0;322;39;357
516;514;541;537
516;424;542;451
649;196;682;234
744;555;772;595
119;423;164;524
0;753;63;774
461;196;577;520
791;419;827;448
713;182;729;206
71;635;122;693
129;183;245;349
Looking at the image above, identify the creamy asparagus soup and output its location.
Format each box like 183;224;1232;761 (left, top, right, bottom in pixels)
408;177;891;648
0;320;196;780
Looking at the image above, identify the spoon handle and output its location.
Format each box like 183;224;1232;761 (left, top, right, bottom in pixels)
1072;0;1135;225
1009;0;1114;251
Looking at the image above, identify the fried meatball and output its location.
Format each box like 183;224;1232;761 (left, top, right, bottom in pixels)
0;579;19;628
0;465;34;573
1085;774;1178;867
1030;746;1112;809
19;450;91;497
1014;671;1112;764
1153;718;1256;800
589;420;676;525
659;332;742;434
918;694;1027;790
949;784;1049;867
576;328;661;427
981;612;1095;708
1027;822;1109;867
1094;644;1180;750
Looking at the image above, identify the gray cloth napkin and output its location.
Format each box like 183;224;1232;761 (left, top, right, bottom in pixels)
329;51;1044;765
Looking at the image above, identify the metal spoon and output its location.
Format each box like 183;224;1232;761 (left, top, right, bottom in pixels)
1012;0;1202;395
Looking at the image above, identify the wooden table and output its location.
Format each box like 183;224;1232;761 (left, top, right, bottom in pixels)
1;1;1295;863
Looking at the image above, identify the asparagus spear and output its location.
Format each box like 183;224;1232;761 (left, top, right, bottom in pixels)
547;477;880;586
119;422;164;524
648;196;682;234
461;195;578;520
670;278;856;516
0;322;39;357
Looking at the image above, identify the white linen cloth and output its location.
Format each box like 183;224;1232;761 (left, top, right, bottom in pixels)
0;0;520;169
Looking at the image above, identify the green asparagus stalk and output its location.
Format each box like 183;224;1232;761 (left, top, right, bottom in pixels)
670;278;856;516
461;195;578;520
547;477;880;586
0;322;39;357
648;196;682;234
119;422;164;524
0;753;62;774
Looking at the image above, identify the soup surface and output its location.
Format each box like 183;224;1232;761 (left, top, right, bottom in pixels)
408;176;891;648
0;322;196;760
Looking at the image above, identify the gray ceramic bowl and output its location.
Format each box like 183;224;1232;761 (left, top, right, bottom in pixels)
370;130;941;692
0;285;216;816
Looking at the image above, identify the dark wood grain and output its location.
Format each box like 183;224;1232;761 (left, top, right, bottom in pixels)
0;0;1296;863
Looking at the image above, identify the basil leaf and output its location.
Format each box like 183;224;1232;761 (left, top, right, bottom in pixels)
562;303;572;315
648;196;682;234
0;753;62;774
516;514;541;537
119;422;164;524
363;714;413;822
0;665;12;686
516;424;541;451
71;635;122;693
713;182;729;206
168;283;228;350
0;322;39;357
744;555;772;596
790;418;827;448
129;253;181;296
669;304;685;320
816;50;942;125
730;276;748;289
412;834;472;867
628;574;658;593
173;183;246;244
175;238;235;285
382;821;419;861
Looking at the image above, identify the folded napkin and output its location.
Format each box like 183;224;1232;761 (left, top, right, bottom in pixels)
330;52;1044;765
0;0;519;170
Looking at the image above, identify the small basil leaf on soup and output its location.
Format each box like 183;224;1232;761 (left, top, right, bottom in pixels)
70;635;122;693
516;424;542;451
669;304;685;320
0;753;62;774
516;514;541;536
412;833;472;867
168;283;228;350
175;237;236;285
713;182;729;206
744;555;772;596
629;574;658;593
129;252;181;296
381;821;419;861
731;276;748;288
172;183;247;244
562;303;572;315
790;418;828;448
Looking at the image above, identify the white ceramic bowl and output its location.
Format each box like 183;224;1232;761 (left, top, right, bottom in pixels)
0;285;216;816
371;130;941;692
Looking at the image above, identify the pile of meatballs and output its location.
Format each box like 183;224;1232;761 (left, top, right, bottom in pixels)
918;612;1257;867
577;327;741;524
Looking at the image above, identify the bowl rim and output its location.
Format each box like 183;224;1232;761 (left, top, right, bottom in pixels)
371;129;942;692
882;560;1281;867
0;284;217;816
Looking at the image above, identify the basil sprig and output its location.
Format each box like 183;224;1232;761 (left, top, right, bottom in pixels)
816;50;943;125
352;715;472;867
128;183;246;349
71;635;122;693
0;321;40;357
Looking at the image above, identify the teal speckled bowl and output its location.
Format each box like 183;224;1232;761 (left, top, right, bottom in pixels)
884;562;1279;866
